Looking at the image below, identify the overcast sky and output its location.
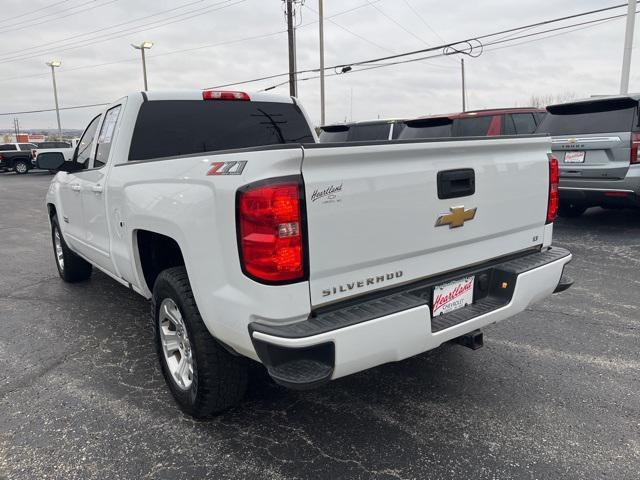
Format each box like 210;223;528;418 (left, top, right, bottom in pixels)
1;0;639;130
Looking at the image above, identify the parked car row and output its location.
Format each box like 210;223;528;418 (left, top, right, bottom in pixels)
320;95;640;218
0;140;75;174
0;142;38;174
318;108;546;143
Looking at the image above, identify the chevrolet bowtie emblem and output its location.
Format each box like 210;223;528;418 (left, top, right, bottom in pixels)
435;206;477;228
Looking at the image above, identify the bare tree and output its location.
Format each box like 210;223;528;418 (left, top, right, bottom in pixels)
529;92;578;108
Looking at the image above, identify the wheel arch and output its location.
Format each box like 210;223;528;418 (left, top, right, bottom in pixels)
134;229;187;295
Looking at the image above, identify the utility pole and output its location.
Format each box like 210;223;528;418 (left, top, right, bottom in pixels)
461;58;466;112
13;118;19;139
46;60;62;140
619;0;636;94
286;0;298;97
318;0;325;125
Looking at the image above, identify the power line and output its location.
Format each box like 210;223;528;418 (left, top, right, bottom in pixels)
0;0;204;54
0;0;379;83
0;3;634;116
0;29;288;85
0;0;119;36
400;0;458;65
365;0;429;46
304;3;394;54
204;2;635;90
0;0;246;65
401;0;447;43
0;103;108;117
3;0;73;23
337;2;638;69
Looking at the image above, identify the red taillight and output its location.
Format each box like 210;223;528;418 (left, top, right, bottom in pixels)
547;154;559;223
237;178;305;283
31;149;36;159
202;90;250;101
631;133;640;164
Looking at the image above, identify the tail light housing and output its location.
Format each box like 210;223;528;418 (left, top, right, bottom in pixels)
546;154;559;223
203;90;250;101
31;149;36;159
237;177;307;284
631;133;640;164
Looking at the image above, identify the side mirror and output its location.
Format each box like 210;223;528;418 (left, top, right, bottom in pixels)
36;152;65;171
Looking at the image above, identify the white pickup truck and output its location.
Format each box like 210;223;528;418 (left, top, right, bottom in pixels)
33;139;79;168
43;90;572;417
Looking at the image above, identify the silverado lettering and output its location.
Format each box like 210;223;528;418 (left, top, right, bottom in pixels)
322;271;403;297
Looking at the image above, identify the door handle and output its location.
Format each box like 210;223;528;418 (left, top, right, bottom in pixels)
71;184;82;192
92;184;104;193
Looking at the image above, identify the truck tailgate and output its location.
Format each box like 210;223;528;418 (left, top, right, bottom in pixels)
301;137;551;306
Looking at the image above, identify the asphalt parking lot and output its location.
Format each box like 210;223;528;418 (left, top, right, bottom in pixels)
0;171;638;480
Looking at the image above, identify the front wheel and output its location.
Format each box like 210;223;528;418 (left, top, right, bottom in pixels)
152;267;248;418
558;201;587;218
14;160;29;174
51;216;92;282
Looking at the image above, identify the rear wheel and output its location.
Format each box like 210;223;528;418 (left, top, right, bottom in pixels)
152;267;248;418
14;160;29;174
51;216;92;282
558;201;587;218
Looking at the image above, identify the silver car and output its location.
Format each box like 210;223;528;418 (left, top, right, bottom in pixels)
537;95;640;217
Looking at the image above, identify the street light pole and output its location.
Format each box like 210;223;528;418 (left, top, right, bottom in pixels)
319;0;325;125
46;60;62;140
131;41;154;90
619;0;636;94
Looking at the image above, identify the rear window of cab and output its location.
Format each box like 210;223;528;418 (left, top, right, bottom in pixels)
129;100;315;161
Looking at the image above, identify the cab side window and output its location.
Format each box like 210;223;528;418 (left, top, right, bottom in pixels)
76;115;102;168
94;105;122;168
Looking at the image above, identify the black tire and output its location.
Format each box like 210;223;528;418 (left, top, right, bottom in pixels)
51;216;92;282
13;160;29;174
558;201;587;218
152;267;248;418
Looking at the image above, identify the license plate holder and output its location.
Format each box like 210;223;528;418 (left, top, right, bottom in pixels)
564;151;585;163
432;276;475;316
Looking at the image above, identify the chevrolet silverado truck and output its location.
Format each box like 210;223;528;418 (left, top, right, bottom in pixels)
42;89;573;418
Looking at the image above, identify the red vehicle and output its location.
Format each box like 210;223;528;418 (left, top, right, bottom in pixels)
398;107;546;139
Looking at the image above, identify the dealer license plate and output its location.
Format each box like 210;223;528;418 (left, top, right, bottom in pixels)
432;276;475;316
564;151;585;163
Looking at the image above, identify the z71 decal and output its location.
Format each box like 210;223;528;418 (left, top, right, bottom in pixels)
207;161;247;176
